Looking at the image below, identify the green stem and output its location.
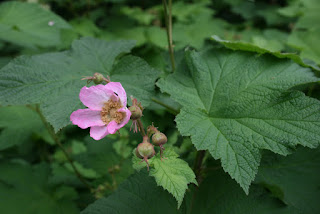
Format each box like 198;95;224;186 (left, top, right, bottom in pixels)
151;97;179;115
162;0;175;72
35;105;92;191
189;150;206;214
137;119;147;137
193;150;206;183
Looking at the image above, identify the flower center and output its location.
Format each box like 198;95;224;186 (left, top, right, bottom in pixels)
100;100;125;124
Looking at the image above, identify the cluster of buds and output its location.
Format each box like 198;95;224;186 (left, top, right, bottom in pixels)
148;124;167;161
134;124;168;171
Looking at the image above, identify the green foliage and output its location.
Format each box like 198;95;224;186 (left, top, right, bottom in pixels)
120;6;156;25
0;38;159;132
158;48;320;193
82;163;303;214
75;136;124;176
133;148;196;207
190;169;299;214
256;147;320;214
284;0;320;64
211;35;319;70
0;161;79;214
0;106;46;150
81;171;184;214
0;1;71;48
1;0;320;213
150;148;197;208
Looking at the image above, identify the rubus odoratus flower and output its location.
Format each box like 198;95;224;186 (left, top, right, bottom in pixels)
70;82;131;140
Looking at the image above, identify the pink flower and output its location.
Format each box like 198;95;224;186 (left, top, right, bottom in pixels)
70;82;131;140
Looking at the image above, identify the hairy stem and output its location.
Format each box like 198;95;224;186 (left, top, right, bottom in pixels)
35;105;92;191
162;0;175;72
193;150;206;183
189;150;206;214
151;97;179;115
137;119;147;137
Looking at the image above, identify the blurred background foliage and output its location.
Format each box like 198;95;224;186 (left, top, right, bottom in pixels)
0;0;319;213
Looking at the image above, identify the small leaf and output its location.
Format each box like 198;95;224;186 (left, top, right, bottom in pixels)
133;147;197;208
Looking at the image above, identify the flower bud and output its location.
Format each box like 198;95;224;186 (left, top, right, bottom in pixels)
152;131;167;147
147;124;158;136
129;105;142;120
135;147;143;159
137;141;155;158
136;136;155;171
93;73;104;84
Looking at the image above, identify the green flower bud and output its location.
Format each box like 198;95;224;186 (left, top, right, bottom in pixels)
137;141;155;158
129;105;142;120
135;136;156;170
152;131;167;146
93;73;104;84
135;147;143;159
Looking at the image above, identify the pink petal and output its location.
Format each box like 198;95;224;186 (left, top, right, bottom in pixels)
80;85;115;110
70;109;105;129
90;126;109;140
105;82;127;106
106;107;131;134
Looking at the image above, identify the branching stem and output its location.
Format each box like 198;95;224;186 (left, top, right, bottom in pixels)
35;105;92;191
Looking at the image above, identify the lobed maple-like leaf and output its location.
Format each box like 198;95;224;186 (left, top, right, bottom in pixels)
0;38;159;132
157;47;320;193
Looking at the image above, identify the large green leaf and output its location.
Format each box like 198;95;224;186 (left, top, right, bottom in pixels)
81;170;186;214
0;38;159;132
0;106;46;150
256;147;320;214
211;35;319;71
0;1;71;47
0;161;78;214
157;48;320;193
190;169;300;214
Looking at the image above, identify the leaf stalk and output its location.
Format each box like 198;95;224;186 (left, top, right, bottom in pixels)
162;0;175;72
35;105;93;191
